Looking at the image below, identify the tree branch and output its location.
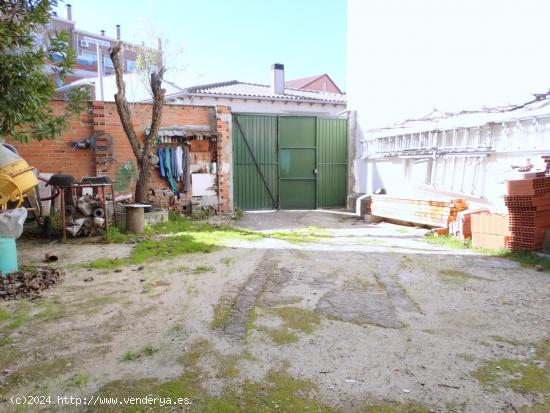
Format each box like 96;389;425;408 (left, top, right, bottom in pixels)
109;42;142;161
145;68;166;154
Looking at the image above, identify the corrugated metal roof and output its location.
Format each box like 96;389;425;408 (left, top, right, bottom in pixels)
368;93;550;138
166;80;346;104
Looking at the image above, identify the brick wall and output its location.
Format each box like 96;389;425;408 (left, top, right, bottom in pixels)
7;100;234;213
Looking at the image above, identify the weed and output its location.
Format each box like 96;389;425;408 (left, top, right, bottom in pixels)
193;265;214;274
122;344;157;361
169;265;190;273
396;227;409;233
232;208;244;221
105;226;131;244
221;257;234;266
67;372;90;387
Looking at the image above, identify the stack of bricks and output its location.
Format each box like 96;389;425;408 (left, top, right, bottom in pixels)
146;188;174;209
504;174;550;251
169;197;191;214
471;213;510;249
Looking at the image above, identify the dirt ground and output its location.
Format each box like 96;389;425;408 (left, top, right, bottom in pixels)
1;211;550;412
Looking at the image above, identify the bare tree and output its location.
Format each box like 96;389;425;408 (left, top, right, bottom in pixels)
109;42;165;203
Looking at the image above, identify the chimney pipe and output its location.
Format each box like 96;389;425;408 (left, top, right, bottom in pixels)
66;4;72;20
271;63;284;95
116;24;121;40
100;30;105;36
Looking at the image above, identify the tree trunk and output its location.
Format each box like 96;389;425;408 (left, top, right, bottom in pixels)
135;156;151;204
109;42;165;204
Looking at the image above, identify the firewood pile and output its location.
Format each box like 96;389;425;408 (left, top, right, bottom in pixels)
0;266;63;300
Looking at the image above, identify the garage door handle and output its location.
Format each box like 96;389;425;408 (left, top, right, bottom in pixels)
313;168;318;174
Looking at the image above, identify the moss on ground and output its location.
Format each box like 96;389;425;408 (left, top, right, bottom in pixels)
472;338;550;411
355;400;432;413
438;269;494;283
0;357;74;397
254;307;321;345
266;307;321;334
210;295;237;330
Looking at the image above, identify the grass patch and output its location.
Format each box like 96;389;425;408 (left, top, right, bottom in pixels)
424;235;471;249
193;265;214;274
88;235;213;269
472;339;550;395
122;344;157;361
0;357;74;397
267;226;332;244
396;227;409;233
425;234;550;270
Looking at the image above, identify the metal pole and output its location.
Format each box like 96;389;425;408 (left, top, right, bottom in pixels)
96;43;104;101
60;187;66;243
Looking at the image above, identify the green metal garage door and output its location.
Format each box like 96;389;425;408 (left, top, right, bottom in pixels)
232;114;347;210
279;117;317;209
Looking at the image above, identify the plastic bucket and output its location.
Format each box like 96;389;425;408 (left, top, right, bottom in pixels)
0;237;18;276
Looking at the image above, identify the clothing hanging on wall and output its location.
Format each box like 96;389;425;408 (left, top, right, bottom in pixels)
163;147;177;193
182;145;190;192
158;147;166;177
174;146;183;181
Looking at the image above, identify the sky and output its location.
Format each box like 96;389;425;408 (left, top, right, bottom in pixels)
347;0;550;128
53;0;347;90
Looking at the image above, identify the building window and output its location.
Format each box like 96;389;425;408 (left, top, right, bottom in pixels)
126;60;137;72
77;51;97;65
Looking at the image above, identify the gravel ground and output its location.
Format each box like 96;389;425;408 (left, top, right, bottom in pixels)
1;211;549;412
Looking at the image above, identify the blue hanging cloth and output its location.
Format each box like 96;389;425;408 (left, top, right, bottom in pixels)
158;147;166;178
163;147;177;193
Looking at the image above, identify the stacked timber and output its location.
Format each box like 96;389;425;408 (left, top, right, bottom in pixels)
504;175;550;251
368;195;467;227
471;213;510;250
